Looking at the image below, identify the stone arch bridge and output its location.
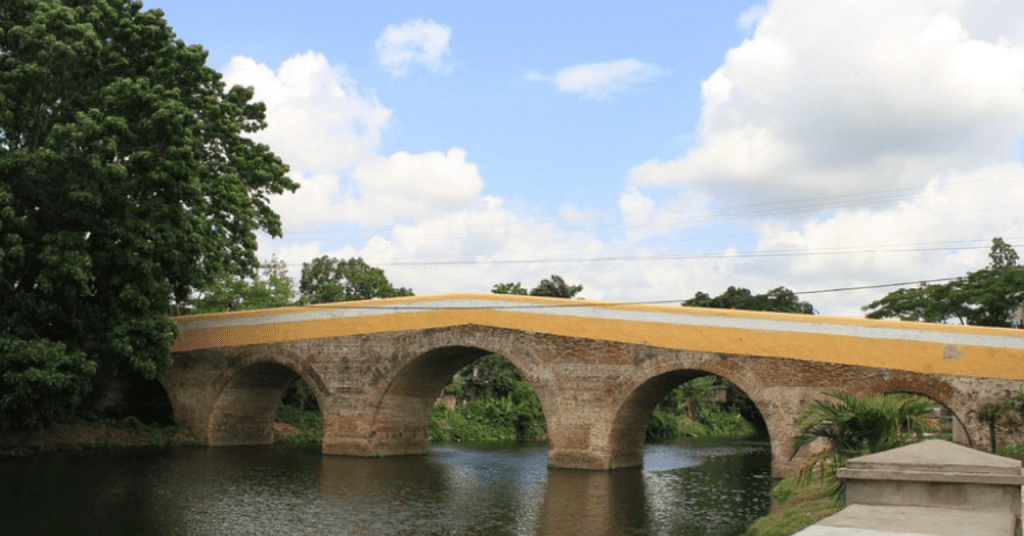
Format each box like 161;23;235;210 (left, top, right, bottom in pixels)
165;293;1024;478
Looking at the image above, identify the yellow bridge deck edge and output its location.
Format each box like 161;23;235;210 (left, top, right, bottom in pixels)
172;293;1024;381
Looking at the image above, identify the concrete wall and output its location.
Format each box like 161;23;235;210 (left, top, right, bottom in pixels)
801;440;1024;536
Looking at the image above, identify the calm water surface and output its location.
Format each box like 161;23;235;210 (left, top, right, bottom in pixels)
0;438;771;535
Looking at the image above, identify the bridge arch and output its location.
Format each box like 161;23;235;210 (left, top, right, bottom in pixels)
852;373;974;448
205;349;328;446
353;327;557;458
606;352;779;471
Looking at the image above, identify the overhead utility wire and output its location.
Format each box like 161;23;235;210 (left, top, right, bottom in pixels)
373;243;1005;267
313;277;966;312
792;277;961;295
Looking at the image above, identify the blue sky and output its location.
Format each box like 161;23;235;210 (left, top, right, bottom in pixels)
147;0;1024;316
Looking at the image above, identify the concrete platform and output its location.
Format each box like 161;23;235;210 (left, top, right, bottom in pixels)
793;504;1017;536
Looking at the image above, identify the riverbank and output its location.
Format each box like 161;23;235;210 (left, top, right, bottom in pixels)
0;417;313;456
739;475;842;536
0;418;199;456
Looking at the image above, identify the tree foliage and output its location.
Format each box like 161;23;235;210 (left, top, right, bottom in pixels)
444;354;524;401
0;335;97;430
647;376;760;440
491;282;528;295
794;390;936;458
530;274;583;298
0;0;296;429
299;256;412;304
191;255;295;314
492;275;582;298
683;286;814;314
432;354;546;442
792;390;937;498
862;238;1024;327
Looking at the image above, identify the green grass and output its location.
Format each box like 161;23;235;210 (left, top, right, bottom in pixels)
739;475;843;536
996;440;1024;461
742;440;1024;536
675;409;758;439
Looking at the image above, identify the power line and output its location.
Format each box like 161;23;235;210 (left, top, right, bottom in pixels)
793;277;960;295
271;233;1020;269
294;277;965;313
365;243;1007;267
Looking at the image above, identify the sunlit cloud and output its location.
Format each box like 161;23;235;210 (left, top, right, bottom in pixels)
375;19;453;78
526;58;668;100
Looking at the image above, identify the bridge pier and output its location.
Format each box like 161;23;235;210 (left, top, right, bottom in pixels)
159;344;330;448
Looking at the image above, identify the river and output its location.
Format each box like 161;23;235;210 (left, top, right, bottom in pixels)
0;438;771;535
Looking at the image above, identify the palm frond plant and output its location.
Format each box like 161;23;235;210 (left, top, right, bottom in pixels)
792;389;938;499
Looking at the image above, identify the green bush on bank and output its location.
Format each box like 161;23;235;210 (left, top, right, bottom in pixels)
275;405;323;444
650;404;758;439
648;376;760;440
429;381;546;442
0;336;97;431
996;440;1024;461
429;355;547;443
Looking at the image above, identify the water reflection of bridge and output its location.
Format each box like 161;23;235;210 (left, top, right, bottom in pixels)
166;293;1024;478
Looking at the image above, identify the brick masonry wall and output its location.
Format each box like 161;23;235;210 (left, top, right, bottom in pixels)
161;324;1024;478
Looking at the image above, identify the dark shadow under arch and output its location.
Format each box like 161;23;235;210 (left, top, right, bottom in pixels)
207;360;324;446
608;368;772;470
99;371;175;424
368;345;550;456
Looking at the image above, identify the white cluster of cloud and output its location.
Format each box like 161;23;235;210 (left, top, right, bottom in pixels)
526;58;668;100
224;52;391;173
629;1;1024;202
375;19;453;78
229;3;1024;317
223;33;598;296
223;51;488;229
617;0;1024;314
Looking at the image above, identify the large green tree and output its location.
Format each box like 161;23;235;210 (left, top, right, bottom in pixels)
863;238;1024;327
0;0;296;429
299;256;412;304
683;286;815;314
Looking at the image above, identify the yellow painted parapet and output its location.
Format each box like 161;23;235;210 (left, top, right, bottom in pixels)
172;293;1024;381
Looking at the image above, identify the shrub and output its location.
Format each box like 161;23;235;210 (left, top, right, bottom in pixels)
996;441;1024;461
275;405;323;443
792;390;938;499
646;376;759;440
0;335;97;431
430;354;547;442
428;384;547;443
